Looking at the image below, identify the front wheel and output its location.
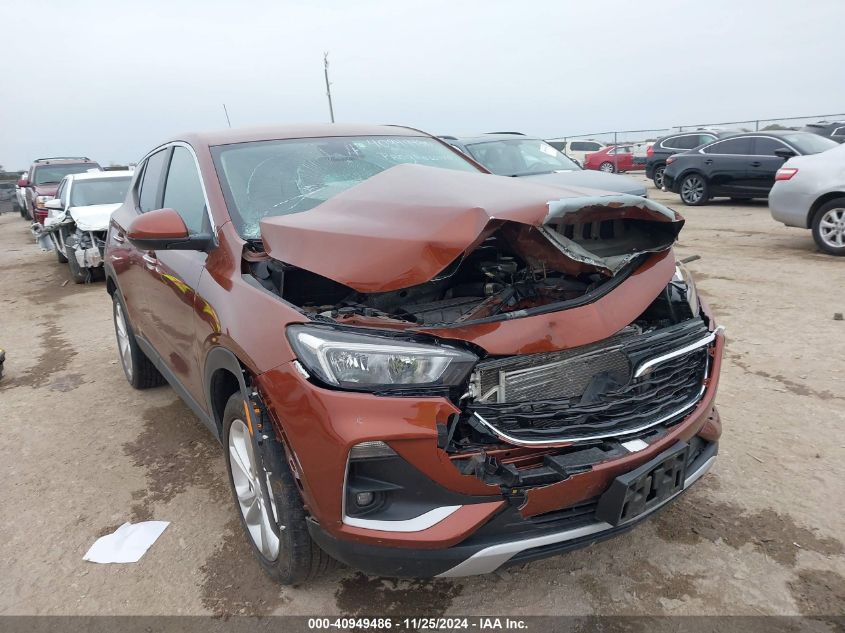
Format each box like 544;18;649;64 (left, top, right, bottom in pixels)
599;161;616;173
54;232;68;264
223;392;333;584
812;199;845;256
680;173;709;206
65;242;88;284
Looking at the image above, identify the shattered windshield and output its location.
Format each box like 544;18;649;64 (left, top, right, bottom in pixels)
70;177;131;207
211;136;479;239
466;139;581;176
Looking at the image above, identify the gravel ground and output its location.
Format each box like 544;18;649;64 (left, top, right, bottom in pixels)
0;178;843;619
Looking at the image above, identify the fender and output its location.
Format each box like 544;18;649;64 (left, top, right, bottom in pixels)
204;346;252;439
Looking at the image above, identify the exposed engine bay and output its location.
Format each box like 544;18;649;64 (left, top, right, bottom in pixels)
250;234;617;327
247;192;684;328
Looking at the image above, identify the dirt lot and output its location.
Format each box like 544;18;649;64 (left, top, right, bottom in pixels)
0;179;843;619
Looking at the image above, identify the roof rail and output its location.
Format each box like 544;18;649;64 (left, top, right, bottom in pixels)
439;135;458;140
33;156;92;162
485;131;525;136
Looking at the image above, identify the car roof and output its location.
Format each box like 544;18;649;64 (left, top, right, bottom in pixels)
65;170;132;182
172;124;429;149
707;130;813;141
33;158;98;166
446;134;543;145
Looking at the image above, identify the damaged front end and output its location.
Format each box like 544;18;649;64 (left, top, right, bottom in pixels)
247;166;722;562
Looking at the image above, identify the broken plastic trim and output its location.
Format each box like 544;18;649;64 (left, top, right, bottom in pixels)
540;193;684;276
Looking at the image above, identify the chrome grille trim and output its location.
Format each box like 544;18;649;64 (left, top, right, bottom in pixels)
469;325;723;447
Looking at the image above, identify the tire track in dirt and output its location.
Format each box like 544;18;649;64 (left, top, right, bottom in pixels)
120;399;228;523
654;494;843;566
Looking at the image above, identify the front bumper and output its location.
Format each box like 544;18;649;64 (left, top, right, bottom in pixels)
308;438;717;577
258;323;725;576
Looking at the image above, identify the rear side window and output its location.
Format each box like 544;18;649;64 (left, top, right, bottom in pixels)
703;138;753;155
570;141;602;151
662;135;696;150
138;150;169;212
753;137;790;156
162;147;207;234
663;134;715;150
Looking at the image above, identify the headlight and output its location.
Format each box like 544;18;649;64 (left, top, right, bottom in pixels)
287;325;477;390
673;261;700;316
35;195;51;209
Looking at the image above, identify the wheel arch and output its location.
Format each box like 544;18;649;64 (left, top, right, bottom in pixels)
106;273;117;297
807;192;845;229
205;347;252;439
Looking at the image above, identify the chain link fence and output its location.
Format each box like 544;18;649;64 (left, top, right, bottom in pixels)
674;113;845;132
548;113;845;170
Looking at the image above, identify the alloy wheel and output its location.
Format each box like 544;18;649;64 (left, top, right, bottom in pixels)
599;162;615;173
818;207;845;249
681;175;705;204
114;302;133;381
654;166;665;188
228;418;280;560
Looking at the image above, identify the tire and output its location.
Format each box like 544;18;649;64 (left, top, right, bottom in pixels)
679;173;709;206
20;204;27;219
222;392;333;584
65;242;88;284
811;198;845;256
653;165;666;189
55;233;68;264
599;161;616;173
112;292;166;389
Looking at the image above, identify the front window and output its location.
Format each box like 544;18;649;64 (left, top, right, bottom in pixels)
34;164;99;185
466;139;580;177
212;135;478;239
69;177;131;207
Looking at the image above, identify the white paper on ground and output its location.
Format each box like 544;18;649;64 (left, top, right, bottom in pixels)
83;521;170;563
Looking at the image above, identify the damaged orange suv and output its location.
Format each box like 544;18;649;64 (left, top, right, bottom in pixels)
106;125;724;583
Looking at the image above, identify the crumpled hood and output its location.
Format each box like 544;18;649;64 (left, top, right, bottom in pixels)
259;164;682;293
69;203;120;231
521;169;647;197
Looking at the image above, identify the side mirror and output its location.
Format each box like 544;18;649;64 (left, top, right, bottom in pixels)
126;208;212;251
18;177;29;187
45;199;64;211
774;148;796;159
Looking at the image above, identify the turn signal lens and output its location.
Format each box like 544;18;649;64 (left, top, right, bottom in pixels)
775;168;798;181
666;157;675;164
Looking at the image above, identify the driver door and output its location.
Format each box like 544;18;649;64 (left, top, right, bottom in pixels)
139;145;211;405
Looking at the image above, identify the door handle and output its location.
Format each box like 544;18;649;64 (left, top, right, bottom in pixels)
142;253;158;268
704;159;713;165
750;161;761;167
113;232;125;243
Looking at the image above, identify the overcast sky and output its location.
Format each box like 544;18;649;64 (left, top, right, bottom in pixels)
2;0;844;170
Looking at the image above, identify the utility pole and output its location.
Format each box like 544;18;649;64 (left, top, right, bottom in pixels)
222;103;232;128
324;52;335;123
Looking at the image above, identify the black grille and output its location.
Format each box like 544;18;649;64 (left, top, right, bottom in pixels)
468;319;712;442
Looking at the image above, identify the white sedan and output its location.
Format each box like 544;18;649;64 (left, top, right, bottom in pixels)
42;170;133;282
769;142;845;256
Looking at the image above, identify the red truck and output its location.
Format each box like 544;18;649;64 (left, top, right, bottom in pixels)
19;157;100;223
